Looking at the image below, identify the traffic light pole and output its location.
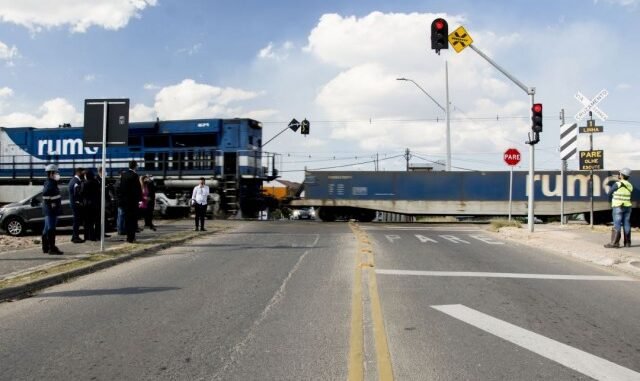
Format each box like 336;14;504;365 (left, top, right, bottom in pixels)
468;44;537;232
445;61;451;171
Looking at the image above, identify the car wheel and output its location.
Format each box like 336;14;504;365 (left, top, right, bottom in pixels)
4;217;25;237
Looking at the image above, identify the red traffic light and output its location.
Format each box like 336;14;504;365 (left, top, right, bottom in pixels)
532;103;542;113
435;20;445;30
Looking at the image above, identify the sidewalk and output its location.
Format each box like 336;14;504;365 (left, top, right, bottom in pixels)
491;222;640;278
0;218;224;301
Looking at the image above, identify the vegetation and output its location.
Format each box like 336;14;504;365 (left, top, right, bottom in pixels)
489;218;522;231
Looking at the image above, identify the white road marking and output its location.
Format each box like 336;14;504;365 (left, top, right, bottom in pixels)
363;226;483;232
432;304;640;381
439;235;470;244
385;234;402;243
415;234;438;243
375;269;636;281
469;234;504;245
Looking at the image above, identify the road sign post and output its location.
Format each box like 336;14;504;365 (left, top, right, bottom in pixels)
450;27;537;232
504;148;521;221
573;90;607;229
84;99;129;252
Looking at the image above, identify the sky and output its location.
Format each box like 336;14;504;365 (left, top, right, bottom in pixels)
0;0;639;182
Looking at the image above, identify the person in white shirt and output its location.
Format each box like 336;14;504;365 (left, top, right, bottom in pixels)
191;177;210;231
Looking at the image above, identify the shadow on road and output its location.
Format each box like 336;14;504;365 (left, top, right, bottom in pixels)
37;286;181;298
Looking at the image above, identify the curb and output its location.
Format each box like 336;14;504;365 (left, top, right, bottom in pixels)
0;231;214;303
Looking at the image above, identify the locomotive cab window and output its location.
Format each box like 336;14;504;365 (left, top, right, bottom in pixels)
144;135;170;148
173;134;217;148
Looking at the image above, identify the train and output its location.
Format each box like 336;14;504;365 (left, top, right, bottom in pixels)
291;170;640;225
0;118;279;217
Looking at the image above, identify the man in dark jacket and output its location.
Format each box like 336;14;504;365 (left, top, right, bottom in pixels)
119;160;142;243
144;175;157;231
42;164;63;255
68;167;85;243
81;169;100;241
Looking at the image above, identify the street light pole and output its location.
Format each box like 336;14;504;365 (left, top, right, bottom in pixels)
397;75;451;171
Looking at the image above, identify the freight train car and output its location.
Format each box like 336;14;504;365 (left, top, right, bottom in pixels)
291;170;640;225
0;118;279;216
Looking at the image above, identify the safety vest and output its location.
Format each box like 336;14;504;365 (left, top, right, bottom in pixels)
612;179;633;207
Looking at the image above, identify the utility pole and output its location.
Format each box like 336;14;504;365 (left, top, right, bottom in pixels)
404;148;411;171
560;108;566;226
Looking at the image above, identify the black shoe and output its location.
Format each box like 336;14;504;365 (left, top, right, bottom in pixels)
194;227;200;231
72;237;85;243
127;239;136;244
200;228;206;231
150;227;157;231
49;247;63;255
104;234;111;238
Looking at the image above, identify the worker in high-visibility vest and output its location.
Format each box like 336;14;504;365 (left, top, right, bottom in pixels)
605;168;633;248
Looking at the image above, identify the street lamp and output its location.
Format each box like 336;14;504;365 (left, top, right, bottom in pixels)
397;71;451;171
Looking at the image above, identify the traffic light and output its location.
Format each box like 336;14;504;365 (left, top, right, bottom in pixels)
531;103;543;133
431;18;448;54
300;118;310;135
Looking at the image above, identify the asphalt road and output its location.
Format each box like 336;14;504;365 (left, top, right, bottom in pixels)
1;221;639;380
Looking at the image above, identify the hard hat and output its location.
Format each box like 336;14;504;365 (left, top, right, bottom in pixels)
620;168;631;177
45;164;58;172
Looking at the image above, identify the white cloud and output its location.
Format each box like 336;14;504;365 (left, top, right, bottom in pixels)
0;86;12;98
258;41;294;60
130;103;156;122
0;0;157;33
306;12;464;70
0;40;18;62
0;97;82;128
597;0;640;7
144;83;160;90
0;86;12;112
83;74;96;82
617;83;632;90
148;79;271;120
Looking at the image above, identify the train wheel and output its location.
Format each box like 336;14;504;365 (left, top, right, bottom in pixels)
317;207;336;222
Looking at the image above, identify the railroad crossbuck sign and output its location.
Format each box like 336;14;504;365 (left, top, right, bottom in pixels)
503;148;521;166
574;89;608;121
448;26;473;53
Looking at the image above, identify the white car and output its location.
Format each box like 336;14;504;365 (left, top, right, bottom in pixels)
292;207;315;220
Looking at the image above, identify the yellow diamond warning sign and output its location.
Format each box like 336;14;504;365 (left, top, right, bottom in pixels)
448;26;473;53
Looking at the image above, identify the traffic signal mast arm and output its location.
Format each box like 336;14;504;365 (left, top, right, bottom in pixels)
468;44;533;96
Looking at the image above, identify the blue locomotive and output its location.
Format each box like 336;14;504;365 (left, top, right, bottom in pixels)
0;118;279;216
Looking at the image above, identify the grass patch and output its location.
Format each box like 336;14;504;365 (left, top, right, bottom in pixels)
489;218;522;231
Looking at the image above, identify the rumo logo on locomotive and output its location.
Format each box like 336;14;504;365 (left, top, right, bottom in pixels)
37;138;99;156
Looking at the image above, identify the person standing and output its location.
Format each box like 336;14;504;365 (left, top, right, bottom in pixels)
191;177;209;231
96;166;111;238
138;175;150;232
115;170;126;235
144;175;157;231
81;169;100;241
120;160;142;243
68;167;85;243
605;168;634;248
42;164;63;255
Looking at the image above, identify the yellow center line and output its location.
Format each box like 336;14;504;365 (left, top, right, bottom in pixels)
348;222;394;381
348;224;365;381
